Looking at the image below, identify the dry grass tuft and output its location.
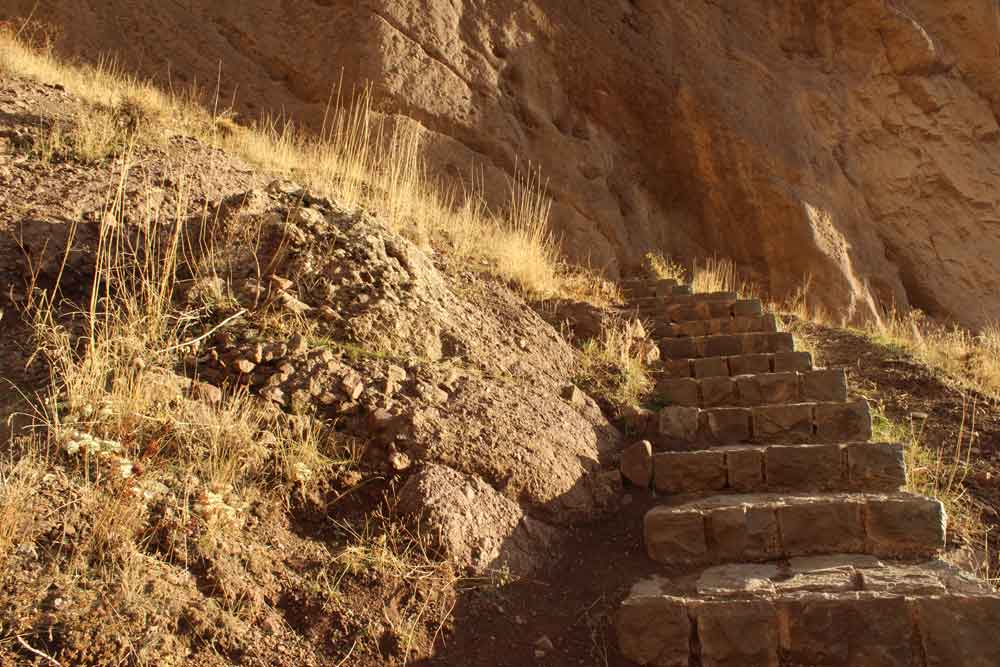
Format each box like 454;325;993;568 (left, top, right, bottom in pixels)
642;251;687;283
576;316;654;409
871;402;990;572
0;27;611;300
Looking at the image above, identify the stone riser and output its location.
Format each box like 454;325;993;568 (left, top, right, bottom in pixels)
617;591;1000;667
640;442;906;495
621;281;691;299
630;298;763;323
660;351;814;379
627;291;739;309
652;314;777;338
654;369;847;409
644;493;946;566
652;400;872;450
660;332;794;360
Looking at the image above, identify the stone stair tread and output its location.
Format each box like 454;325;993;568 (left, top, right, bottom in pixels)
652;368;847;408
644;490;946;565
660;331;794;359
659;351;814;379
625;298;763;323
625;291;738;308
617;559;1000;667
651;400;872;449
651;314;778;338
635;441;905;495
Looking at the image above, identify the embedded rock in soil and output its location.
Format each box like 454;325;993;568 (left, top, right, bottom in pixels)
397;463;559;576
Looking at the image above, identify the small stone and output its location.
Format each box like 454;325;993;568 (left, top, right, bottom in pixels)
389;451;412;472
534;636;554;652
288;334;308;354
269;275;294;291
232;358;256;374
620;440;654;488
319;305;339;321
190;380;223;404
341;371;365;400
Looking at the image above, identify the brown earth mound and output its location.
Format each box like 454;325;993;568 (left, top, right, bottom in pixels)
3;0;1000;327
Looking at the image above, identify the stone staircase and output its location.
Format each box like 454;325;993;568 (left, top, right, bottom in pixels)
614;278;1000;667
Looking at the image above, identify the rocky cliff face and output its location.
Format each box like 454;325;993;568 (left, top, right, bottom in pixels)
4;0;999;326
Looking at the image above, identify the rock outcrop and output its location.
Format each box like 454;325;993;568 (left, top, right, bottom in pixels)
6;0;1000;326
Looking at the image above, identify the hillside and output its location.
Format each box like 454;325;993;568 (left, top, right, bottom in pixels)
2;11;1000;667
3;0;1000;328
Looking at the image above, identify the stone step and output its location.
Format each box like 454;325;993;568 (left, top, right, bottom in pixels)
660;332;794;360
649;400;872;450
653;369;847;408
626;291;738;310
629;297;763;323
620;441;906;496
660;351;814;379
652;314;778;338
621;280;691;299
643;492;946;566
617;557;1000;667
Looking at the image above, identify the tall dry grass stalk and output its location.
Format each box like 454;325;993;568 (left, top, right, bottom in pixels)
869;308;1000;398
576;317;654;408
0;28;589;300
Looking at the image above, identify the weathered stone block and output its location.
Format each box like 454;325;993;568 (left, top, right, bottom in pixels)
778;596;914;667
732;299;764;317
814;401;872;442
705;335;743;357
661;337;698;359
847;443;906;491
801;369;848;402
659;406;701;442
772;351;813;373
756;372;801;404
696;600;779;667
622;405;658;436
696;563;780;597
708;300;735;318
729;353;771;375
753;404;814;444
860;565;946;595
654;451;727;494
865;496;945;557
701;408;752;444
726;448;765;492
743;332;794;354
709;505;780;562
672;320;709;338
776;499;866;555
915;595;1000;667
645;507;708;563
693;357;730;378
701;376;736;407
765;444;843;490
656;377;700;406
662;358;693;378
621;440;654;488
616;593;691;667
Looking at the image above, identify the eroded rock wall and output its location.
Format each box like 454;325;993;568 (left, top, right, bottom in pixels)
5;0;999;326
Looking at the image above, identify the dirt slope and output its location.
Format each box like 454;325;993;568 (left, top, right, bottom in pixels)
3;0;1000;327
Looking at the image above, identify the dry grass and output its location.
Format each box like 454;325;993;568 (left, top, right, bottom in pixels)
867;309;1000;398
0;454;41;568
691;256;753;296
575;316;654;409
0;27;603;301
871;402;991;574
642;251;687;283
